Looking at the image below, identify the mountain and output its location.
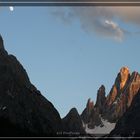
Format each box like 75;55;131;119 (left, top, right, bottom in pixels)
0;35;62;136
109;89;140;137
62;108;86;136
1;34;140;137
80;66;140;135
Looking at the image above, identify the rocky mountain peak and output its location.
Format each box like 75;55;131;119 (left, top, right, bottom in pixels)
120;67;130;90
95;85;106;114
130;71;140;82
68;108;79;116
97;85;105;96
81;99;94;125
62;108;86;135
86;98;94;112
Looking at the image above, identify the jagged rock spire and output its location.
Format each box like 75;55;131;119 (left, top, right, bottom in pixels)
86;98;94;113
95;85;106;114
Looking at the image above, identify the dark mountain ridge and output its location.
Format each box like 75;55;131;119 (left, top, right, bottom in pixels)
0;35;62;136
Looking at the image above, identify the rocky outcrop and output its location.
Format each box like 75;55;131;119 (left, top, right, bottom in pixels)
62;108;85;136
109;89;140;137
0;35;62;136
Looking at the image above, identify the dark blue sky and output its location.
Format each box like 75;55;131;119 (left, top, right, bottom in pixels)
0;7;140;117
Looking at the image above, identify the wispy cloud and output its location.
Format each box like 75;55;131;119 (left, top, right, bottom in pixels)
103;20;124;41
50;7;140;41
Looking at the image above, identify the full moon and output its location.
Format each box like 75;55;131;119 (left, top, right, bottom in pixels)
9;6;14;12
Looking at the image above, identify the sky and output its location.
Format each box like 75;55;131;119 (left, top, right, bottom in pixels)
0;6;140;118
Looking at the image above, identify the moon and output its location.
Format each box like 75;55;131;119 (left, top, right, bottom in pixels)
9;6;14;12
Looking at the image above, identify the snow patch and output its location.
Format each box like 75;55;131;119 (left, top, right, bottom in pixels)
84;118;116;135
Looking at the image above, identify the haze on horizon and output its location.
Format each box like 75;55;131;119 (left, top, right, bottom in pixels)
0;6;140;117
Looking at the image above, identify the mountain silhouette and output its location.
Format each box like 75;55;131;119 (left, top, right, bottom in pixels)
0;35;62;136
0;34;140;137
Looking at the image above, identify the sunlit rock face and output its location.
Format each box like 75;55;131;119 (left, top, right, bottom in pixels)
105;67;130;108
120;67;130;90
114;67;130;95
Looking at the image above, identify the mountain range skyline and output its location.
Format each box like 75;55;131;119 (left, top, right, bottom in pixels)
1;7;140;118
1;35;140;137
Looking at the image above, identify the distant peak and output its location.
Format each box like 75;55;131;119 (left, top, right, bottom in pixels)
65;107;80;118
70;107;78;114
98;85;105;93
86;98;94;110
132;71;139;75
95;85;106;113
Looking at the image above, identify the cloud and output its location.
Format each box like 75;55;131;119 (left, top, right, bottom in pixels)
50;7;140;41
103;20;124;41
